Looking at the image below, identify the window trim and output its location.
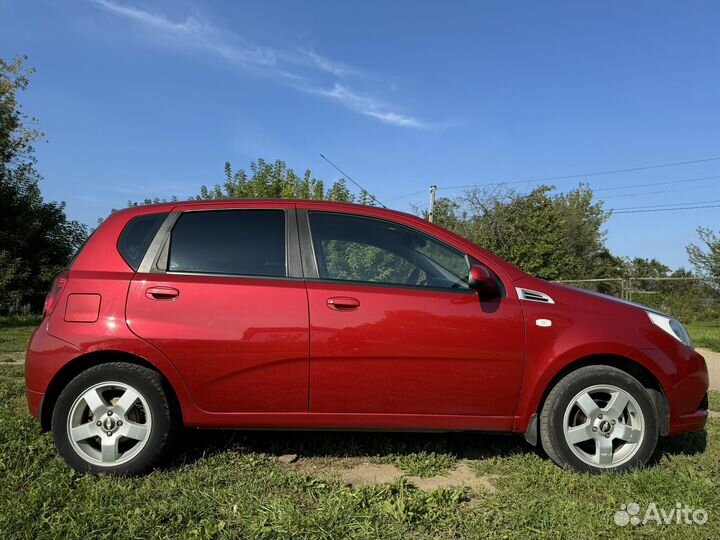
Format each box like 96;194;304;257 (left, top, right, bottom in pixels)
300;209;478;294
138;207;303;280
307;276;478;295
137;211;181;274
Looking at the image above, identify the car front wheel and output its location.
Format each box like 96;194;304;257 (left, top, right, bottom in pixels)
52;362;176;475
540;365;659;473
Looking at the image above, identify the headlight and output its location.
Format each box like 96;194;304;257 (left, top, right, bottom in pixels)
646;311;693;348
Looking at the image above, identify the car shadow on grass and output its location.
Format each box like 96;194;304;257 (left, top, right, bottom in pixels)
160;426;708;473
653;428;707;459
162;429;537;470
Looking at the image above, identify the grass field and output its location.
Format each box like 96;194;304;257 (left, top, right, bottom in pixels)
0;315;40;363
1;320;718;539
687;321;720;352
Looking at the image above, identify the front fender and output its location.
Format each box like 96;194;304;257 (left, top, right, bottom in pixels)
512;341;674;433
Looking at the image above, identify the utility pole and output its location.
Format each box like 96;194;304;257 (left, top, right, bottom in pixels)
428;185;437;222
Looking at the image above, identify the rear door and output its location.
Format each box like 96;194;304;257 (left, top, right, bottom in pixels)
125;204;309;413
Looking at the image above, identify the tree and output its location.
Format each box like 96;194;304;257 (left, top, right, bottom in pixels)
623;257;670;294
454;184;619;281
416;196;468;234
624;257;670;278
0;55;87;314
198;159;355;202
687;227;720;285
119;159;361;215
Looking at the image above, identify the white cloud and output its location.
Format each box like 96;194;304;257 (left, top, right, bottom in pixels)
91;0;430;128
93;0;276;66
307;84;427;129
299;49;354;78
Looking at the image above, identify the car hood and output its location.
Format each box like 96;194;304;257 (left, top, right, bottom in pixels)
556;284;668;315
515;276;669;318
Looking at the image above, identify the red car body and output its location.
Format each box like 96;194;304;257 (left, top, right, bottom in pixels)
25;200;708;441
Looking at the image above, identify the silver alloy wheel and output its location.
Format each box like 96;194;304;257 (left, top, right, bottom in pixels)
67;381;152;467
562;384;645;468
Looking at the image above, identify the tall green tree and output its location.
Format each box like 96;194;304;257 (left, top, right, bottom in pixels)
452;184;620;281
417;196;468;234
198;159;355;202
0;55;87;314
687;227;720;285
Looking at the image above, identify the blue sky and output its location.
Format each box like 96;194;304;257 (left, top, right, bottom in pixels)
2;0;719;269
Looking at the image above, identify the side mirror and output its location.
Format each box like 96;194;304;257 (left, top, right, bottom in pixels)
468;264;500;299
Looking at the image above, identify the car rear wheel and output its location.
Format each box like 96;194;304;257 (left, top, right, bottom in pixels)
52;362;177;475
540;365;659;473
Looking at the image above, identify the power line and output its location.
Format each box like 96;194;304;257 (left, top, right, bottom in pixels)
399;175;719;209
611;204;720;214
610;198;720;211
383;188;428;203
406;201;720;216
601;182;718;200
593;174;720;192
383;158;720;205
435;155;720;191
319;154;387;208
407;198;720;216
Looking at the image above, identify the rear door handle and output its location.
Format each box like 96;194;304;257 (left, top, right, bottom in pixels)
327;296;360;311
145;286;180;300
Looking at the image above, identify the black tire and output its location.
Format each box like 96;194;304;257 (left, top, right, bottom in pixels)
51;362;178;475
539;365;659;473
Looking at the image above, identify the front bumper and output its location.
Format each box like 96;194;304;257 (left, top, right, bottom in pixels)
26;389;44;419
658;347;709;436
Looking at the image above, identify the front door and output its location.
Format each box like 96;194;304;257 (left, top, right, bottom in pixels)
125;206;309;413
303;211;524;417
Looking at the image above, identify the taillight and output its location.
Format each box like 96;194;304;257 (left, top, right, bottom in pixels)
43;271;69;319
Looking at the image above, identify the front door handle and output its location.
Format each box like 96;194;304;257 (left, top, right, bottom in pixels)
145;286;180;300
327;296;360;311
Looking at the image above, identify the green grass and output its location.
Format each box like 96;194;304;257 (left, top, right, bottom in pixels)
393;451;457;478
709;390;720;413
0;316;40;363
687;320;720;352
1;366;718;539
2;321;718;539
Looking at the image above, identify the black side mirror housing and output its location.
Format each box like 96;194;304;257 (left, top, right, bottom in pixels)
468;263;500;299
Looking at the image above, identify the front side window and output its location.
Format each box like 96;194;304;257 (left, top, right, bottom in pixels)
169;210;286;277
308;212;470;289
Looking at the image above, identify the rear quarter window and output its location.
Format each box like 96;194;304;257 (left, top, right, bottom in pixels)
117;213;168;270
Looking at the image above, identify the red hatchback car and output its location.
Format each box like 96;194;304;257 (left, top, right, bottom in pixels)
25;200;708;475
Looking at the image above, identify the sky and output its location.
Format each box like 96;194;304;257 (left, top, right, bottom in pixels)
2;0;719;269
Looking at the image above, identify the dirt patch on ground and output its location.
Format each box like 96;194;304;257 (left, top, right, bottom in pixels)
698;348;719;390
406;462;497;493
0;352;24;364
289;458;497;494
339;463;404;487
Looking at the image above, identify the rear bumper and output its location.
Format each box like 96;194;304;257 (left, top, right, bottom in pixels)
24;323;81;422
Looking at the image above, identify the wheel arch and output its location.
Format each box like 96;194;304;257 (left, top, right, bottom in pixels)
39;350;184;431
525;354;670;445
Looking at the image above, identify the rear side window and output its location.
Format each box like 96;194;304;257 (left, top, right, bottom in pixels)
168;210;286;277
118;213;168;270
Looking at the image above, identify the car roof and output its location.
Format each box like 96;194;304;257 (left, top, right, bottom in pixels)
113;199;406;216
